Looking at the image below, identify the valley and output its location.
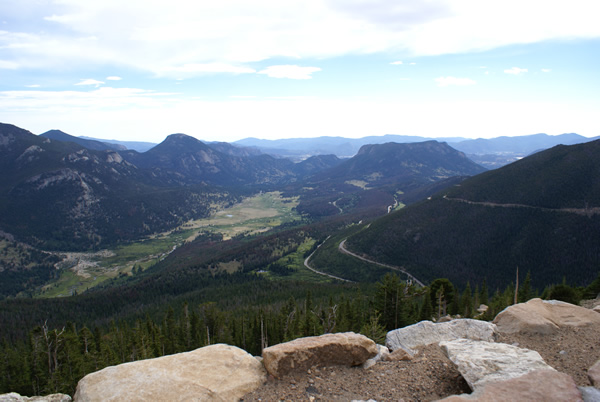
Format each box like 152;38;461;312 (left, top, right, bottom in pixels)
35;191;301;298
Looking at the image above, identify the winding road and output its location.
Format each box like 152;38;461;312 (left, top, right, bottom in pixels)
303;238;354;283
443;195;600;216
338;239;425;287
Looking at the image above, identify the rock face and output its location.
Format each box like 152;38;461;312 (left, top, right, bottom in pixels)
262;332;377;378
0;394;71;402
439;369;582;401
589;359;600;388
493;298;600;334
440;339;555;391
73;344;266;402
386;319;497;355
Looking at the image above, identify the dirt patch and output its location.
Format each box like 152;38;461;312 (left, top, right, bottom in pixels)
243;344;470;401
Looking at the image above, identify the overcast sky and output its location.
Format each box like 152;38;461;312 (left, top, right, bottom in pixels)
1;0;599;143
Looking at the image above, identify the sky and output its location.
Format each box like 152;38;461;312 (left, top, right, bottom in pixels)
1;0;599;143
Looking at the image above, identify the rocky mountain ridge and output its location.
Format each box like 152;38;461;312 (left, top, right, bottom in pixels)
7;298;599;401
0;122;486;250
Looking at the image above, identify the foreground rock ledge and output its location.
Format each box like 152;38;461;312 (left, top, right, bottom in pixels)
262;332;377;378
439;369;582;401
440;339;555;391
386;319;497;355
493;298;600;334
73;344;266;402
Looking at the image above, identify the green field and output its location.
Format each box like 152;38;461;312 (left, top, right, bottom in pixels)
37;191;301;298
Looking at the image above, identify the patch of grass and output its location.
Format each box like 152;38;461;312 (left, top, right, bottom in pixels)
261;238;333;283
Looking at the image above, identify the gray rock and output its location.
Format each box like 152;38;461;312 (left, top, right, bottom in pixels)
386;319;497;355
580;386;600;402
438;369;582;401
440;339;555;391
73;344;266;402
362;344;389;369
262;332;378;378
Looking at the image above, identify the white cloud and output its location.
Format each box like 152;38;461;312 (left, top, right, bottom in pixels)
106;76;122;80
75;79;104;87
156;63;256;78
26;84;41;88
504;67;528;75
541;68;552;73
435;76;476;87
2;0;598;76
390;61;403;65
258;65;321;79
0;60;19;69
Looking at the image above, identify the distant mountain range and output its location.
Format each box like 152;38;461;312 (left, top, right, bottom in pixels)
1;122;491;250
236;133;599;168
294;141;485;217
346;139;600;290
79;132;599;170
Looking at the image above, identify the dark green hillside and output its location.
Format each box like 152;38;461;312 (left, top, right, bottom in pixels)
346;140;600;290
0;124;240;249
443;140;600;209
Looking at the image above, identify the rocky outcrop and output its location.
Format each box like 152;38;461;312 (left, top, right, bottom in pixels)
73;344;266;402
438;369;582;401
493;298;600;334
440;339;555;391
589;359;600;388
262;332;377;378
386;319;497;355
0;394;71;402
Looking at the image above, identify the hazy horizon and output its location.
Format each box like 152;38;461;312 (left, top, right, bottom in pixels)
2;1;599;143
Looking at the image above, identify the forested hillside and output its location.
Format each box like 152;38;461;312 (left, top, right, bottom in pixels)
346;140;600;290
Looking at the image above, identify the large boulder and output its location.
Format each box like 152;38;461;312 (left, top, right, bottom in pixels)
262;332;377;378
0;394;71;402
73;344;266;402
493;298;600;334
386;319;497;355
438;369;582;401
440;339;555;391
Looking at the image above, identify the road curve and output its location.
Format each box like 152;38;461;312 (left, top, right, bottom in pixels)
303;239;354;283
338;239;425;287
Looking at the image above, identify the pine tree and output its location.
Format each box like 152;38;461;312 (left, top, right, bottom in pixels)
419;288;433;321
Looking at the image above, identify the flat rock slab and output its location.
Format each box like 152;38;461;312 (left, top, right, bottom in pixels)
439;369;582;401
386;319;497;355
440;339;555;391
493;298;600;334
73;344;266;402
262;332;377;378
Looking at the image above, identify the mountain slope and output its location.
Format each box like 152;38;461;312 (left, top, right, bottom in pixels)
0;124;238;249
41;130;126;151
345;140;600;290
294;141;486;217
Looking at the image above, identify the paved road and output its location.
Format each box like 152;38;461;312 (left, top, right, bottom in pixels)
303;239;354;283
338;239;425;287
444;196;600;216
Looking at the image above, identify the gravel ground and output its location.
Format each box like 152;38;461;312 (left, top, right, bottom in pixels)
243;321;600;401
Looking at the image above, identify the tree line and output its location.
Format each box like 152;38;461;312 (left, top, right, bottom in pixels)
3;270;598;397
